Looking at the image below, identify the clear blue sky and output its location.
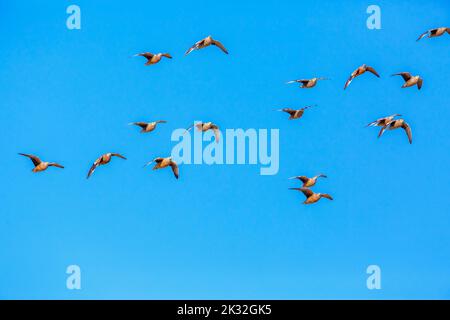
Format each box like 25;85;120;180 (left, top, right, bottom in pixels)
1;0;449;299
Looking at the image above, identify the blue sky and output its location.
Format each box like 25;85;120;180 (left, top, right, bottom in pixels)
1;0;449;299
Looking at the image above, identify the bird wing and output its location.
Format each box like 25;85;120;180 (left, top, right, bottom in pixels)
212;127;220;143
111;153;127;160
447;28;450;34
344;75;355;90
49;163;64;169
416;30;429;41
377;122;392;138
211;39;229;54
185;39;205;55
156;120;167;124
393;72;412;81
299;188;314;198
161;53;172;59
135;52;153;59
366;66;380;77
19;153;41;166
402;122;413;144
417;77;423;90
321;194;333;200
170;161;179;179
131;122;148;129
297;176;309;183
87;158;101;179
281;108;296;115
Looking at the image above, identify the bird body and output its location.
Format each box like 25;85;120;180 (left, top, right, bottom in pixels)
87;153;126;179
287;77;328;88
392;72;423;90
417;27;450;41
290;188;333;204
366;114;401;127
378;119;413;144
19;153;64;173
145;157;179;179
278;106;314;120
289;174;327;188
129;120;167;133
185;36;228;55
344;64;380;89
134;52;172;65
186;122;221;142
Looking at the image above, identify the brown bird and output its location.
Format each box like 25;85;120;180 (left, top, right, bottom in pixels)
378;119;413;144
392;72;423;90
286;77;329;88
277;105;316;120
87;153;126;179
185;122;221;142
289;188;333;205
18;153;64;173
144;157;179;179
417;27;450;41
185;36;228;56
289;174;327;188
134;52;172;65
129;120;167;133
366;114;401;127
344;64;380;89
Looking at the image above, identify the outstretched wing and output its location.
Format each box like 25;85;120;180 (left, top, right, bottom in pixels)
49;163;64;169
185;39;205;56
18;153;41;166
392;72;412;81
130;122;148;129
377;121;393;138
170;161;179;179
416;30;429;41
211;39;228;54
321;194;333;200
135;52;153;59
366;66;380;77
417;77;423;90
111;153;127;160
87;158;100;179
402;122;413;144
344;75;355;90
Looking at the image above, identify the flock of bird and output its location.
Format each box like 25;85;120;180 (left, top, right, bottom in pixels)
18;28;449;204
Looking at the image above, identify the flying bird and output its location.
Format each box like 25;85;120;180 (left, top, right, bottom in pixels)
289;174;327;188
144;157;179;179
289;188;333;205
277;105;316;120
129;120;167;133
286;77;329;89
185;122;221;142
417;27;450;41
344;64;380;89
366;114;401;127
134;52;172;65
87;153;126;179
18;153;64;173
185;36;228;56
378;119;413;144
392;72;423;90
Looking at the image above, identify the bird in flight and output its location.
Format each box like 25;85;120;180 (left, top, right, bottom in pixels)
286;77;329;89
392;72;423;90
344;64;380;90
185;122;221;143
277;105;316;120
18;153;64;173
185;36;228;56
289;174;327;188
378;118;413;144
289;188;333;205
144;157;179;179
87;153;126;179
366;114;402;127
134;52;172;65
417;27;450;41
129;120;167;133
